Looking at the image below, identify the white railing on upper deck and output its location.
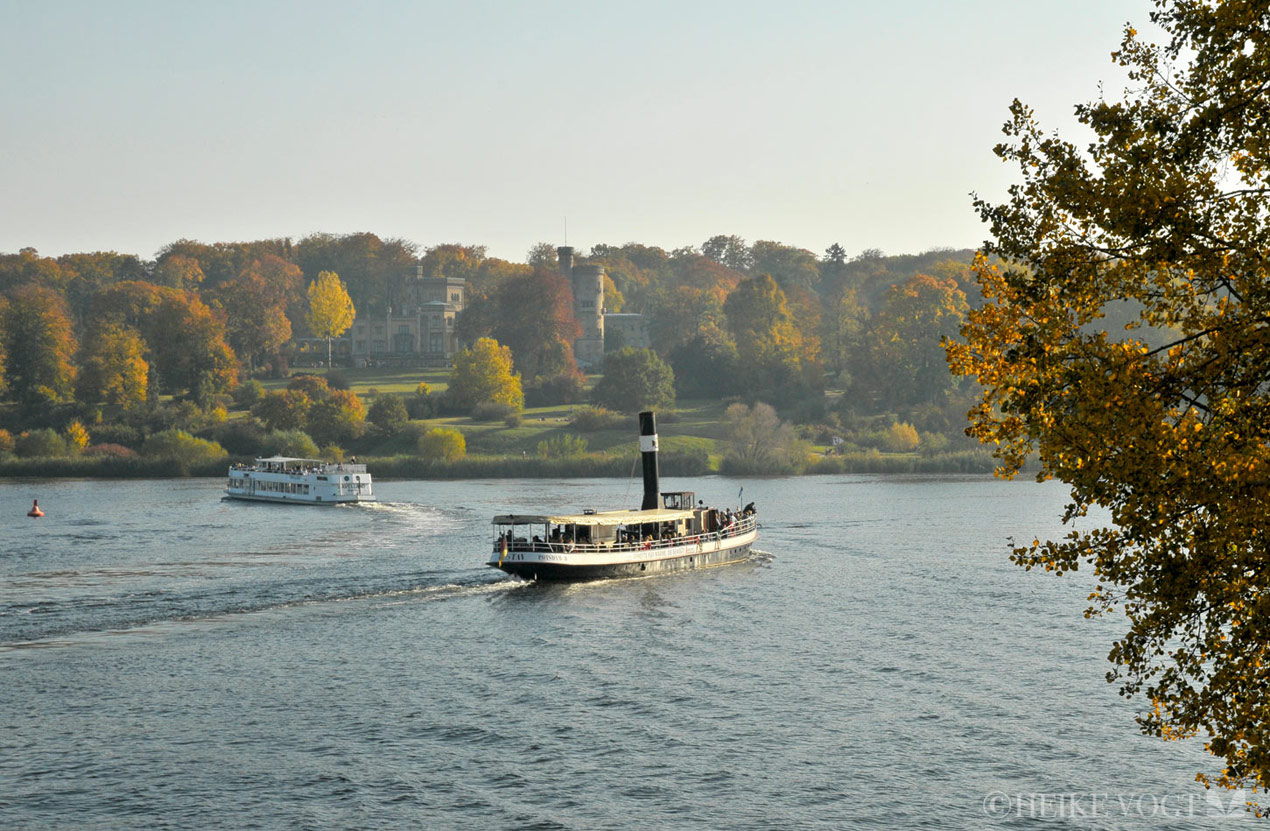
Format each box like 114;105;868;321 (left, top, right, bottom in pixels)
494;513;757;555
324;463;368;474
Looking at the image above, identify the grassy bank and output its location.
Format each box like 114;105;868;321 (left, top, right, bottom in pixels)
0;448;998;480
0;456;229;479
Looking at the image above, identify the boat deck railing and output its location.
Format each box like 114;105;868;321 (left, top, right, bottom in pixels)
231;462;369;475
495;514;757;555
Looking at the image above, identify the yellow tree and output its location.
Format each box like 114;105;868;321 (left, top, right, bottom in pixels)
446;337;523;414
2;283;77;408
946;0;1270;801
305;271;355;371
76;323;149;409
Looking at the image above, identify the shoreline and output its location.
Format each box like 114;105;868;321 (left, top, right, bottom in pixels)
0;448;998;480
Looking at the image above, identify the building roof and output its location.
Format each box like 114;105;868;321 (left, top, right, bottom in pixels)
492;507;694;527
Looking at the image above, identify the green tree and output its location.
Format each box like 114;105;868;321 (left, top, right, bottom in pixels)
723;273;803;398
668;328;739;399
306;388;366;445
265;428;319;458
750;240;820;292
2;284;77;407
537;433;588;458
417;427;466;462
946;0;1270;798
367;394;409;436
720;401;805;474
14;428;69;458
855;273;967;409
592;347;675;413
701;234;754;272
820;284;869;380
294;232;416;315
446;337;524;414
140;429;227;467
306;271;355;370
0;294;8;398
252;390;311;431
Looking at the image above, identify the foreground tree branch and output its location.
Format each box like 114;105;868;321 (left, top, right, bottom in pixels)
946;0;1270;810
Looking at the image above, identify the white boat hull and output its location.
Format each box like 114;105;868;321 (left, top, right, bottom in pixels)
225;458;374;505
488;527;758;581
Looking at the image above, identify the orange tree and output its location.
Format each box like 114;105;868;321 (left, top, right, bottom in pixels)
946;0;1270;802
2;284;77;408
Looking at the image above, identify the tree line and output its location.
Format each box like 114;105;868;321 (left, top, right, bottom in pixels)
0;232;981;460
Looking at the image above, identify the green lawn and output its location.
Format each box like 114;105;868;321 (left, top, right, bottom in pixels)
261;367;450;396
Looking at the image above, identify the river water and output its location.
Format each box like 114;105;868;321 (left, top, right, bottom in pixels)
0;475;1240;828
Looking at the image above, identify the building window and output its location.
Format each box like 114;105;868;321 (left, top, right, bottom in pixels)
431;315;441;327
450;293;460;302
429;333;443;353
581;300;594;309
398;325;410;334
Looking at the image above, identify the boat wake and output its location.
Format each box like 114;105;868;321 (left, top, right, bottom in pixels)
0;569;509;653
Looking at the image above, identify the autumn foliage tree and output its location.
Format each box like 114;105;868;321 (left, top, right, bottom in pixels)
446;337;523;414
945;0;1270;801
306;271;355;370
456;268;581;381
2;284;77;408
76;323;149;409
89;282;237;403
856;273;968;409
210;254;300;372
724;273;804;400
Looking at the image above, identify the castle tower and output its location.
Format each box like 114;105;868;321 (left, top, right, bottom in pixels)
556;245;605;368
572;263;605;367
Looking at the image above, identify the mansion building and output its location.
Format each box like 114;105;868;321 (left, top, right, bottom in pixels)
348;267;464;367
294;250;648;369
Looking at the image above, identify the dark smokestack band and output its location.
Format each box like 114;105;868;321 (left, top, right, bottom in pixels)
639;410;659;510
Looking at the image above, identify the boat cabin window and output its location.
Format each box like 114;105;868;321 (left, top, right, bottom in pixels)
661;492;695;510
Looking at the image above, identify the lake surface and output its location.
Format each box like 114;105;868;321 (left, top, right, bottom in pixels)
0;475;1240;828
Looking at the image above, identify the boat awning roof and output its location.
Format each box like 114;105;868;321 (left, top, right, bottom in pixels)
255;456;322;464
492;507;695;527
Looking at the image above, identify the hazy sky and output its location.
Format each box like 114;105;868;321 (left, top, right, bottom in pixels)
1;0;1155;263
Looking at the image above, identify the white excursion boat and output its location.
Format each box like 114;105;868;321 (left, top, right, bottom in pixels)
488;411;758;580
225;456;375;505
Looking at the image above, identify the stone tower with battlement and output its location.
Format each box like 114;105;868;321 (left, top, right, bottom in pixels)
557;246;605;368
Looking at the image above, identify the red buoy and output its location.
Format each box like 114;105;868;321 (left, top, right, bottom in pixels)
27;499;43;518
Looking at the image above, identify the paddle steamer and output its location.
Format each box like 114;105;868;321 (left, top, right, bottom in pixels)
488;412;757;580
